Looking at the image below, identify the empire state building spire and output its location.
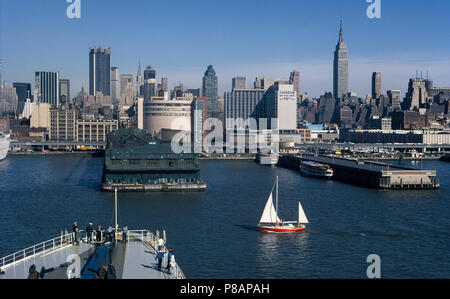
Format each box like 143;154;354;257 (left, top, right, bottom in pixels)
333;20;349;100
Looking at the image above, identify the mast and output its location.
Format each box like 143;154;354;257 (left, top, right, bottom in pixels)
276;176;279;226
114;188;118;230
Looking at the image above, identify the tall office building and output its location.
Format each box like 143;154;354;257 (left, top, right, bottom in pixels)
232;77;247;90
289;71;302;97
143;79;157;101
254;77;284;91
120;74;134;96
89;48;111;96
0;84;18;114
13;83;32;114
387;90;402;111
59;79;70;106
264;82;298;131
161;77;168;93
144;66;156;80
333;21;349;99
372;72;381;99
403;78;428;110
136;63;143;96
224;88;266;131
35;71;60;107
110;67;119;102
202;65;218;117
0;59;3;101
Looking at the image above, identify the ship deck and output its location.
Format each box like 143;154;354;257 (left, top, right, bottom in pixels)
0;230;185;279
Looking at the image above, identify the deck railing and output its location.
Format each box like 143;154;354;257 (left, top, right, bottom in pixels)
0;231;79;270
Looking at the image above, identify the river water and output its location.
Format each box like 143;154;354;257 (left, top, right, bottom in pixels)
0;155;449;278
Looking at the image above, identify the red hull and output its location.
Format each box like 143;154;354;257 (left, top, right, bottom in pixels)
258;225;305;233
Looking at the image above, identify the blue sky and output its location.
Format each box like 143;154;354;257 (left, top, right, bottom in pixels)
1;0;449;98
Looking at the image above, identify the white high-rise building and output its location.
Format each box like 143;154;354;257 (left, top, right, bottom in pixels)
264;82;297;131
111;67;119;102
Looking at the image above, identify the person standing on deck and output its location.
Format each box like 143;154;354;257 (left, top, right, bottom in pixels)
96;226;102;243
107;225;114;242
166;249;175;274
155;251;165;272
86;223;94;243
122;225;128;243
72;222;79;246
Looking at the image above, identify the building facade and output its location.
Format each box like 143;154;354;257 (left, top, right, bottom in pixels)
35;71;59;107
77;119;118;142
111;67;119;102
202;65;218;117
89;48;111;96
372;72;381;99
289;71;302;97
224;88;266;130
232;77;247;90
49;108;77;141
13;83;32;114
59;79;70;106
143;98;192;136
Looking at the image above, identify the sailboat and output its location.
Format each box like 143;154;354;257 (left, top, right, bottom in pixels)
258;177;309;233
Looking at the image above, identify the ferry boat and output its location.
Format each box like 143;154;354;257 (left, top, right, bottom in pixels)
0;190;185;279
258;177;309;233
0;133;10;161
300;161;333;179
256;153;279;167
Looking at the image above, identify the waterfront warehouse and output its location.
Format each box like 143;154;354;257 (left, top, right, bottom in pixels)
102;128;206;192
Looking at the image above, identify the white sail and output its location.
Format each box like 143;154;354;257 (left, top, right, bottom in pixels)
259;193;281;224
298;202;309;224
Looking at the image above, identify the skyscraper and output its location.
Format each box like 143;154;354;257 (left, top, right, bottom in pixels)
110;67;119;102
35;71;60;107
89;48;111;96
136;63;143;96
120;74;134;97
202;65;218;117
144;66;156;80
333;21;349;100
59;79;70;106
13;83;32;113
372;72;381;99
289;71;302;97
232;77;247;90
161;77;168;93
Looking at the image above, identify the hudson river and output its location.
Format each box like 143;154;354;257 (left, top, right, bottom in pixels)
0;155;449;278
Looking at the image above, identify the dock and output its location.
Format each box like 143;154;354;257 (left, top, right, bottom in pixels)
278;155;440;190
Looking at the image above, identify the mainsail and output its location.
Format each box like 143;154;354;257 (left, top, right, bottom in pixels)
298;202;309;224
259;193;281;224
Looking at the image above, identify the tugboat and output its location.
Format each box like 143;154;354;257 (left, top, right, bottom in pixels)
258;177;309;233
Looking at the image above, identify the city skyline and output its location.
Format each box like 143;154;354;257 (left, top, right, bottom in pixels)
1;0;449;98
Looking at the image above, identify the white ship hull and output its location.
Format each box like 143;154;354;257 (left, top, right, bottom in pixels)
0;133;11;161
257;154;279;166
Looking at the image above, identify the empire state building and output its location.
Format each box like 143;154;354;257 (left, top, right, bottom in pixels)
333;21;349;99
